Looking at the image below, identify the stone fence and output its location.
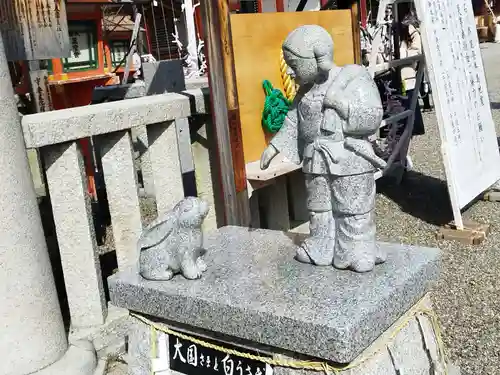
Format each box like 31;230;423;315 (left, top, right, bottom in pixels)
20;88;221;329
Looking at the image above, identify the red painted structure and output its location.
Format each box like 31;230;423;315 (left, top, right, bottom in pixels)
47;0;141;198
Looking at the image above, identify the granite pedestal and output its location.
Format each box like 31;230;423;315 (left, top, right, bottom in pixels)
109;227;450;374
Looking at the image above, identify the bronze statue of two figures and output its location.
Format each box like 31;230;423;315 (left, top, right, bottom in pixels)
139;25;387;281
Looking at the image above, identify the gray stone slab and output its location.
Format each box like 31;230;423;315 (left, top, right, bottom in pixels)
143;60;186;95
146;121;184;217
109;226;440;363
44;141;106;327
0;37;67;375
128;316;153;375
124;293;450;375
176;117;195;174
132;125;155;197
191;118;224;231
69;305;130;359
185;76;209;90
100;131;143;270
389;319;430;374
34;341;97;375
258;177;290;231
21;88;208;148
91;81;147;102
27;148;46;197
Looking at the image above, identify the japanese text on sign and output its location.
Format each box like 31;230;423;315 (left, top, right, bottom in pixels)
0;0;69;61
418;0;500;209
169;331;271;375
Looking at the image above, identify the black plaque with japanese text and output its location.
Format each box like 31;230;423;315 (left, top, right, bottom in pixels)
168;330;272;375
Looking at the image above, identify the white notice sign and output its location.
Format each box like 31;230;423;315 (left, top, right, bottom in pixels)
416;0;500;212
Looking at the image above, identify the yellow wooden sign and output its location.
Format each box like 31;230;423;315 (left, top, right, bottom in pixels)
0;0;70;61
230;10;356;164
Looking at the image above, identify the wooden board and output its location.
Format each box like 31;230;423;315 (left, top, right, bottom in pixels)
30;69;54;112
436;220;490;245
230;10;355;164
0;0;70;61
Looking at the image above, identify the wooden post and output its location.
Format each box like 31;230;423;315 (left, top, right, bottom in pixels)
257;0;263;12
132;3;144;54
276;0;285;12
122;13;142;84
360;0;368;27
200;0;251;226
332;0;362;64
350;0;362;64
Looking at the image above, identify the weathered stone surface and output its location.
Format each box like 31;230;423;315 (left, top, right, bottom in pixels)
191;117;224;231
100;130;143;271
124;294;451;375
185;76;209;90
146;121;184;217
34;341;97;375
0;36;67;375
109;226;440;363
258;177;290;231
69;305;130;359
143;60;186;95
0;36;98;375
127;317;153;375
44;141;106;327
91;81;147;103
21;88;208;148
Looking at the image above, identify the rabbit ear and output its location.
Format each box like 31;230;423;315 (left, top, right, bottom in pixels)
138;211;177;249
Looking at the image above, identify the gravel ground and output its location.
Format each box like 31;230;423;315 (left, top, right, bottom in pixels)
376;42;500;375
104;43;500;375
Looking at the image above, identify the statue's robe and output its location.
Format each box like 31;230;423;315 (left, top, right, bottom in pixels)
270;64;384;177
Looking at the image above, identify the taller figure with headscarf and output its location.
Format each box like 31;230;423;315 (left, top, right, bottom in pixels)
260;25;387;273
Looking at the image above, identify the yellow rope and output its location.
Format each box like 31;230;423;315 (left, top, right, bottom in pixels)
280;50;297;101
131;298;448;375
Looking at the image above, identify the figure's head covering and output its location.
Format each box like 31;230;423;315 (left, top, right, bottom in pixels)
282;25;334;73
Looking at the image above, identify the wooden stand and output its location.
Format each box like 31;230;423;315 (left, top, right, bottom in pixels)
482;188;500;202
436;220;490;245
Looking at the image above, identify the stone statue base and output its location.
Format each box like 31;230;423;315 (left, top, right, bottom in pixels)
122;295;457;375
109;227;458;375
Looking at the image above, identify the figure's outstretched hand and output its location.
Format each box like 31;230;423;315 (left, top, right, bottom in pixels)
260;144;279;170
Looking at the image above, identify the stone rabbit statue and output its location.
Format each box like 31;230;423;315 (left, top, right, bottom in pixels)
138;197;209;281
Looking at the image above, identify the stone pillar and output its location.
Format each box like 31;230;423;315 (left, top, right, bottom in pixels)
0;39;96;375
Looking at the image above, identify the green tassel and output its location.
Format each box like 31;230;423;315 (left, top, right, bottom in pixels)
261;79;292;133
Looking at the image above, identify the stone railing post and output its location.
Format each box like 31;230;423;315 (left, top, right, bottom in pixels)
0;39;96;375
